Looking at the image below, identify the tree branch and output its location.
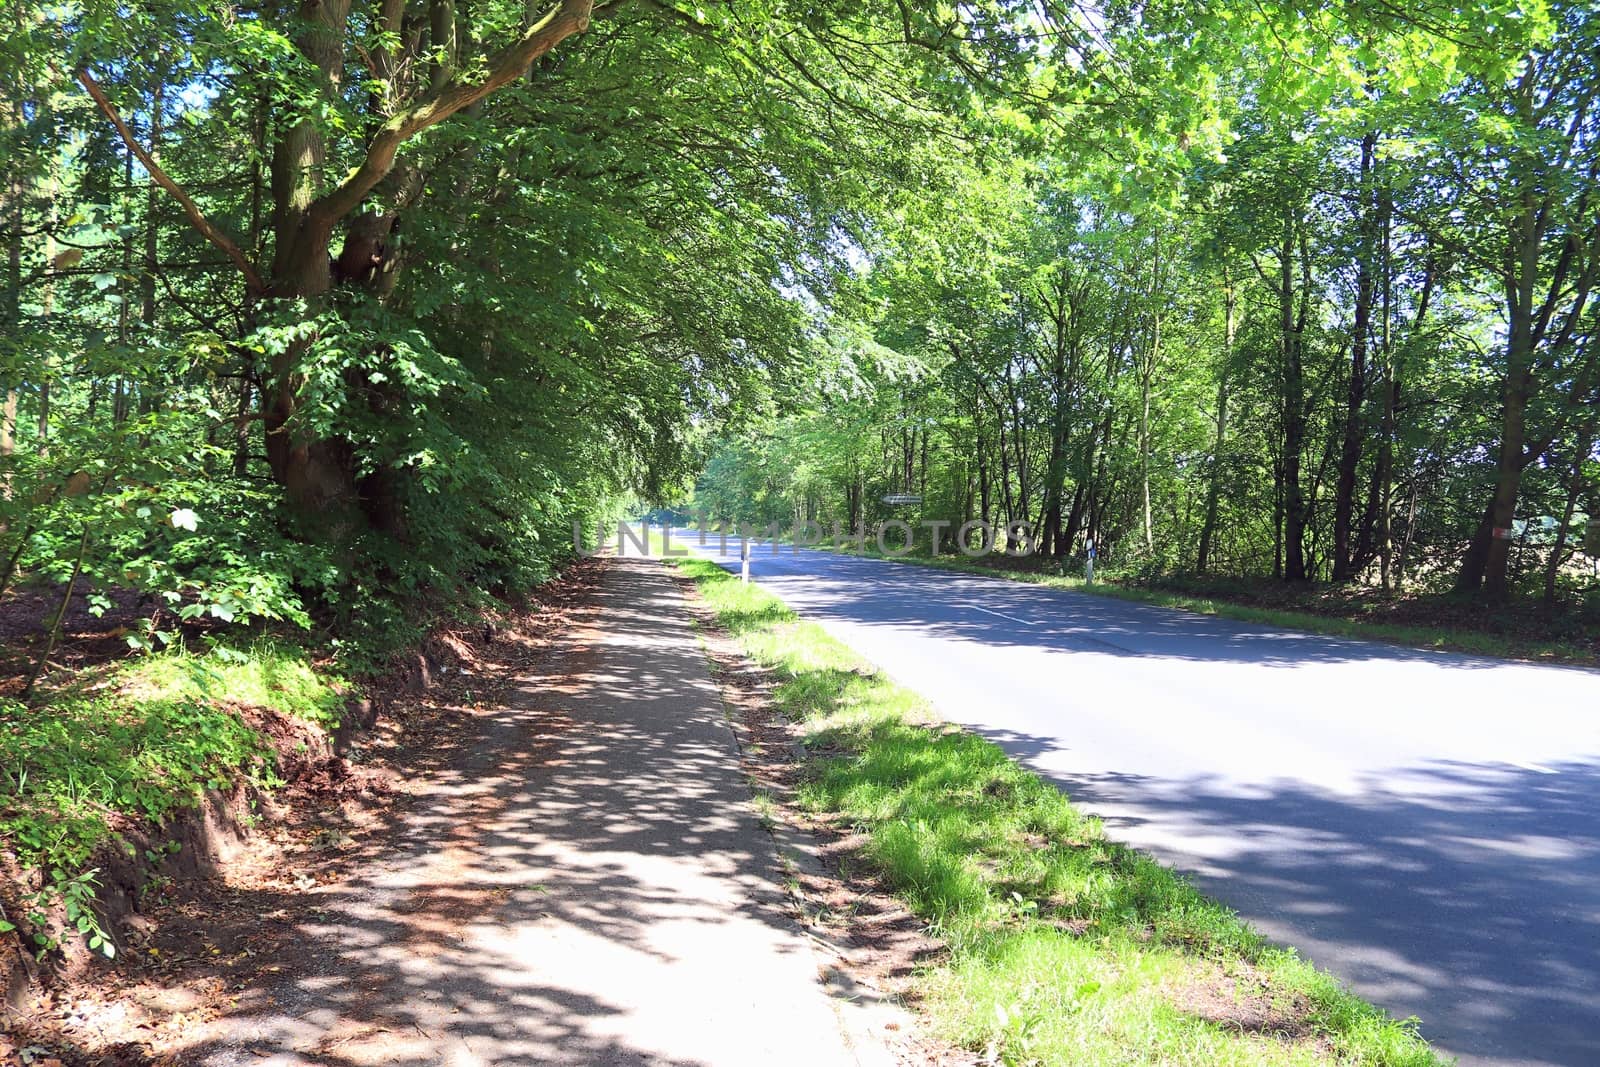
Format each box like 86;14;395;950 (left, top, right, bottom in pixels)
75;67;267;295
307;0;595;226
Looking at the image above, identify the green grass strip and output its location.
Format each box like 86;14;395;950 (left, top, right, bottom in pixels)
672;555;1445;1067
1;642;347;874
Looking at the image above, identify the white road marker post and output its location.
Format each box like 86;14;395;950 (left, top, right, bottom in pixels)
1085;535;1096;584
740;538;750;584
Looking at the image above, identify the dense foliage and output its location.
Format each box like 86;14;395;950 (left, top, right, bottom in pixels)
695;2;1600;606
2;0;1597;664
1;0;1041;665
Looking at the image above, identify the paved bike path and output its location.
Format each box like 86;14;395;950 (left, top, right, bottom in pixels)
191;557;878;1066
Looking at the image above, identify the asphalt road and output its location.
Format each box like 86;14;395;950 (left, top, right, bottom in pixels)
672;529;1600;1067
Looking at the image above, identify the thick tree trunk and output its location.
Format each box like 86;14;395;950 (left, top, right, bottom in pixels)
1459;246;1538;600
261;225;356;524
1456;496;1494;593
1479;370;1532;600
430;0;460;92
260;0;356;521
1063;479;1086;550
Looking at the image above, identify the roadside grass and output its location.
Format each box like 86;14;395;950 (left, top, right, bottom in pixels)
799;542;1596;668
672;554;1444;1067
116;641;348;728
0;642;348;949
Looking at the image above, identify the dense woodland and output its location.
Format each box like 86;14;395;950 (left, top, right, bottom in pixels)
2;0;1598;687
691;7;1600;605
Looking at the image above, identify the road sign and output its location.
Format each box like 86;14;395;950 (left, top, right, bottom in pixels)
881;494;923;506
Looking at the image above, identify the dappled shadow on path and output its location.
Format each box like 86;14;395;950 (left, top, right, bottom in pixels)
167;559;832;1067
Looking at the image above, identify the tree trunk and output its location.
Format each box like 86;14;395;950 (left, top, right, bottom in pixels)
114;126;134;425
260;0;363;524
1374;194;1397;591
37;181;57;460
1460;225;1540;601
1196;275;1235;576
1279;208;1309;582
996;407;1016;529
1542;420;1594;603
1140;341;1154;553
1137;244;1162;556
136;71;165;415
1456;72;1600;600
430;0;460;92
1333;132;1376;582
2;64;22;497
1042;388;1070;561
1003;366;1029;528
1195;381;1229;576
0;392;14;473
1;148;18;497
849;467;862;531
977;424;991;528
1272;452;1284;580
232;376;254;478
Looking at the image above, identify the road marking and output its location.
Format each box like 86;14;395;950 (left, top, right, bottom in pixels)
1504;759;1557;774
971;605;1035;625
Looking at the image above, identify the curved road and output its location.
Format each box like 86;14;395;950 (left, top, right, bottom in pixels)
673;531;1600;1067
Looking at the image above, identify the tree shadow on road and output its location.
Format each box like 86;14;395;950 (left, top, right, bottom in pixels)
976;722;1600;1067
